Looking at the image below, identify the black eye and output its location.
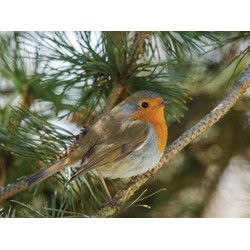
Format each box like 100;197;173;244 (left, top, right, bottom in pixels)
141;102;149;108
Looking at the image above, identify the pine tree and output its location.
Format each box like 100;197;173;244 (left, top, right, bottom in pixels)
0;31;249;217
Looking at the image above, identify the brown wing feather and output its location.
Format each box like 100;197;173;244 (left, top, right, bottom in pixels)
70;120;148;181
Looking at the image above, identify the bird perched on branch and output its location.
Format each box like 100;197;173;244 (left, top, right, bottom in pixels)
0;90;171;202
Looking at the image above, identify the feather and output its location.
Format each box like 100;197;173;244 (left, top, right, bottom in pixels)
70;120;148;181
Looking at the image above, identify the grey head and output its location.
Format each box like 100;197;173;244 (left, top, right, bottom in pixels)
120;90;163;115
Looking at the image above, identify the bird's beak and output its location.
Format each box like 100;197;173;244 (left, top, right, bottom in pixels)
158;100;172;107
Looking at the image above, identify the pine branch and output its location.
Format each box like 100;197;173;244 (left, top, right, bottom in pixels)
95;64;250;218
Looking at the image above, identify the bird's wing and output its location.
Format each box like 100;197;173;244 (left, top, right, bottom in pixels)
70;120;149;181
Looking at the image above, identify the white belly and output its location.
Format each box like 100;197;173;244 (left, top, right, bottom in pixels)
97;126;163;179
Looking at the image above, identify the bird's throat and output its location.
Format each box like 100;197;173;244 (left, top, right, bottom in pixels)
129;107;168;153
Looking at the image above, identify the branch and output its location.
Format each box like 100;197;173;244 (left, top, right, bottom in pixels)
95;64;250;218
96;32;149;117
91;84;124;124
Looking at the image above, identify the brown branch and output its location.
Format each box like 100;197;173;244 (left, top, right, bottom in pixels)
95;64;250;218
91;84;124;124
0;157;7;186
126;31;149;75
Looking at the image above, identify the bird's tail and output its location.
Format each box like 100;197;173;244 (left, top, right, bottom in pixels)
0;152;80;202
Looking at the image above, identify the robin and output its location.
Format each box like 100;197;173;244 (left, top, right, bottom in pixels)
0;90;171;202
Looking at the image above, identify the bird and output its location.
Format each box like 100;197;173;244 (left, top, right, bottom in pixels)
0;90;171;202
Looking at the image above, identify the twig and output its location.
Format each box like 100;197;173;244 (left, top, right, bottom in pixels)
95;64;250;218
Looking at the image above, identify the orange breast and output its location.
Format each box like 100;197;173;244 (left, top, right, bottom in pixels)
129;103;168;153
151;118;168;153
